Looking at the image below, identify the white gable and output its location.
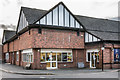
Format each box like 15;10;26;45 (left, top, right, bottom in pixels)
18;11;28;32
36;4;83;29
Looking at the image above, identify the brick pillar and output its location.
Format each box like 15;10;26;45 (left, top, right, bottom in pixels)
19;51;21;66
33;49;40;69
14;52;16;65
9;53;12;64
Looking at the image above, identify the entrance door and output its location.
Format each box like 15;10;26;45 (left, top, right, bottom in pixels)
46;53;57;69
90;52;97;68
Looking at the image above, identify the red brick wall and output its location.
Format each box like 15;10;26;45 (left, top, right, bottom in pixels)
3;43;8;53
32;28;84;49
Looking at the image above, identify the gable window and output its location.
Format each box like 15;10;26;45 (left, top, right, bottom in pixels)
65;8;69;27
53;7;58;25
85;32;100;43
47;12;52;25
40;16;46;24
59;4;64;26
70;15;75;27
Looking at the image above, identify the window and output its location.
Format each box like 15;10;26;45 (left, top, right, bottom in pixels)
67;53;72;62
114;49;120;62
40;16;46;24
46;53;50;61
53;7;58;25
40;52;73;62
47;12;52;25
97;52;99;62
76;21;80;28
22;53;33;63
65;8;69;27
57;53;61;61
59;4;64;26
41;53;46;62
16;52;19;61
86;52;99;62
87;52;90;62
70;15;75;27
62;53;67;62
89;34;92;42
5;53;9;60
93;36;97;42
85;32;88;42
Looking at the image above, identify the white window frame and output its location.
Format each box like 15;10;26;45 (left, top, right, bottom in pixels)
40;49;73;63
22;49;33;63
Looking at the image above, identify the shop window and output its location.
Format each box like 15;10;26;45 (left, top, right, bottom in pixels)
5;53;9;60
22;53;33;63
57;53;61;61
97;52;99;62
114;49;120;62
67;53;72;62
16;52;19;61
62;53;67;62
41;53;46;62
46;53;50;61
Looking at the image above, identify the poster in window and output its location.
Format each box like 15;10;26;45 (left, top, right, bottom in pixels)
114;49;120;62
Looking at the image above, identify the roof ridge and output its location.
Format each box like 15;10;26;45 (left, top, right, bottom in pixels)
75;15;119;22
21;6;47;11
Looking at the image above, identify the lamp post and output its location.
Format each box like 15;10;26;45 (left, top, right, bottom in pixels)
101;47;104;71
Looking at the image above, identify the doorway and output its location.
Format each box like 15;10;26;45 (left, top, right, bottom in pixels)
86;49;99;68
90;52;97;68
46;53;57;69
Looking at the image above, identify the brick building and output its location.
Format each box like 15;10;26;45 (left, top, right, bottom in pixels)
2;2;120;69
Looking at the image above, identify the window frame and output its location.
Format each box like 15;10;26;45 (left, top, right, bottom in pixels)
40;52;73;63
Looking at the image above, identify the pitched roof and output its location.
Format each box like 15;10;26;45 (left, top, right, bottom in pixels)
21;7;47;24
3;30;16;43
75;15;120;41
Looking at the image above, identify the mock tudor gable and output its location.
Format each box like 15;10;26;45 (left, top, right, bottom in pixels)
35;2;83;29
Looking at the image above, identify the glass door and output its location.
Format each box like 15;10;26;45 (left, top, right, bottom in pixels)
90;52;97;68
46;53;57;69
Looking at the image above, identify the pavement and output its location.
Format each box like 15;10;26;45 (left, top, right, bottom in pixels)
0;63;119;75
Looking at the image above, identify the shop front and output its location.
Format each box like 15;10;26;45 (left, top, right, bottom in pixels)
86;49;100;68
40;49;73;69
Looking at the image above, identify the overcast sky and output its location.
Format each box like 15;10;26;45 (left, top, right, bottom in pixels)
0;0;119;26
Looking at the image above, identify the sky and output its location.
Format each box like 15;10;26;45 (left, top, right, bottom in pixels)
0;0;119;44
0;0;119;26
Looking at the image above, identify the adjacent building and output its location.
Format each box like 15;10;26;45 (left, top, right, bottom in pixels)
2;2;120;69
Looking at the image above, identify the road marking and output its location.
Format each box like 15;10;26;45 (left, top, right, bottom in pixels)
40;77;46;78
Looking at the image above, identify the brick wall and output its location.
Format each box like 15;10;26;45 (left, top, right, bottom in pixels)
32;28;84;49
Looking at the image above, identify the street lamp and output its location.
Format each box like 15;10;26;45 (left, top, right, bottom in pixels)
101;47;104;71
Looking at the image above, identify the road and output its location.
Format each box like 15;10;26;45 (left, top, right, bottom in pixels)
1;70;119;78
